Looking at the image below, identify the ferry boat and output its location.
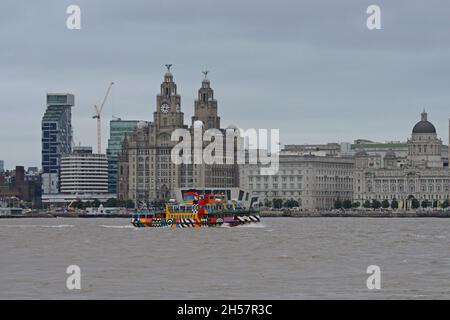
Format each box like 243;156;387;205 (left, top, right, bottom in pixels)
131;191;261;228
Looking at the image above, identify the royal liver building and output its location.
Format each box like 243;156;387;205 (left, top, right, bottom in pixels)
354;110;450;206
117;67;238;203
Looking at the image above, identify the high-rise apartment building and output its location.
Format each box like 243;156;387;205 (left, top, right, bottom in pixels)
41;93;74;194
106;119;139;194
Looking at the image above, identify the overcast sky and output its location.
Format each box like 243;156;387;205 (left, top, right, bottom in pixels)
0;0;449;169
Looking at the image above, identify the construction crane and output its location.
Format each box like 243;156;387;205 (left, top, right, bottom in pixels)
93;82;114;154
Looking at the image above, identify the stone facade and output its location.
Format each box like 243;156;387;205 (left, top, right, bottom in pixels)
354;111;450;206
117;69;239;203
242;111;450;210
239;153;354;210
407;110;443;168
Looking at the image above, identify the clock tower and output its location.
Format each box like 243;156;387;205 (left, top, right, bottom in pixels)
192;71;220;130
154;64;184;135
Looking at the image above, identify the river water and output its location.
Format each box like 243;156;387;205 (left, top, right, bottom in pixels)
0;217;449;299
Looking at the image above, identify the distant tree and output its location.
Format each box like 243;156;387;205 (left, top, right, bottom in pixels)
411;199;420;209
264;199;271;207
342;199;352;209
352;201;361;209
284;199;299;208
421;200;429;208
362;200;371;209
272;198;283;209
441;199;450;209
381;199;390;209
105;198;118;207
125;200;135;209
391;199;399;210
432;200;438;208
73;200;84;209
92;199;101;208
334;199;343;209
371;199;381;209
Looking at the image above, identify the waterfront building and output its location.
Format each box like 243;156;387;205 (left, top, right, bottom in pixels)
352;139;409;158
0;175;9;197
354;111;450;207
407;110;443;168
282;140;450;169
239;152;354;210
117;68;239;203
42;146;113;205
0;166;42;204
0;160;4;172
350;138;448;167
41;93;74;195
60;146;108;194
339;142;353;156
283;143;341;157
106;119;139;194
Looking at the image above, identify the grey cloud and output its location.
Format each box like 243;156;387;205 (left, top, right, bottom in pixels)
0;0;449;169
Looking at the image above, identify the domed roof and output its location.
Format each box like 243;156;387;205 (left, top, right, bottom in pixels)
164;64;173;79
412;121;436;134
412;110;436;134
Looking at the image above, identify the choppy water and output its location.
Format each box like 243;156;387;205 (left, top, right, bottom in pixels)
0;218;449;299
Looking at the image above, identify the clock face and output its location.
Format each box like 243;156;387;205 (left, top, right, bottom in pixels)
176;104;180;112
160;103;170;113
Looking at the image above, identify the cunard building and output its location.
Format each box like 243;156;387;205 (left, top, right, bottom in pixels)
354;110;450;206
239;152;354;210
117;67;239;203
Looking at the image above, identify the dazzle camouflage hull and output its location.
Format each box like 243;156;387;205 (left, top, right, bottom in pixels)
131;191;261;228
